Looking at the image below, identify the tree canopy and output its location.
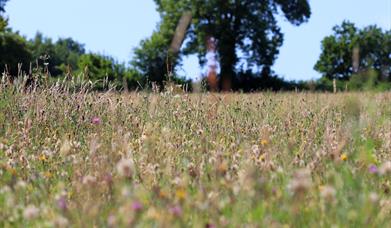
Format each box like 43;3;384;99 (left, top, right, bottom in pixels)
28;32;86;76
133;0;311;90
315;21;391;81
0;0;7;14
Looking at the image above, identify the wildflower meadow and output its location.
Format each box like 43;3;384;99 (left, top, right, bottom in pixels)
0;78;390;227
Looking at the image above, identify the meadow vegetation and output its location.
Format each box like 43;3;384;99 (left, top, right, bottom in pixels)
0;76;390;227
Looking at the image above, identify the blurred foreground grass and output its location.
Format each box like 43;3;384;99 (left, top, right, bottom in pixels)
0;81;390;227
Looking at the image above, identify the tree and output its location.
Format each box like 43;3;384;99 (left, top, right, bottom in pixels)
0;32;31;75
315;21;391;81
133;0;311;90
77;53;126;89
28;33;85;76
132;1;190;88
0;0;9;31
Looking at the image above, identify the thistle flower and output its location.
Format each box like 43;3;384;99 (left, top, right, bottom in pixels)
169;205;183;217
91;116;101;125
131;201;143;212
368;164;378;174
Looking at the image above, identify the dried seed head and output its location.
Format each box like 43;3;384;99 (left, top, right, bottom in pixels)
320;185;336;202
116;158;134;178
288;168;312;196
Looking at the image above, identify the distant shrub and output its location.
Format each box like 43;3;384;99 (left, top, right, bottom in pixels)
347;70;391;91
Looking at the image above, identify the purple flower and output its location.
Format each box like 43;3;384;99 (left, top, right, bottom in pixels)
56;196;67;211
368;164;378;174
131;201;143;212
169;205;183;217
91;117;101;125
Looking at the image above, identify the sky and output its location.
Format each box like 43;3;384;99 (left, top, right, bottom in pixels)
5;0;391;81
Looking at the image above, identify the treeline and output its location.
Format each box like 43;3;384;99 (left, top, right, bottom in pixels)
1;24;146;90
1;0;390;92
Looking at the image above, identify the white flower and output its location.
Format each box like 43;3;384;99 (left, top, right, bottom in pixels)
379;161;391;176
53;216;69;227
116;158;134;178
23;205;40;220
82;175;97;185
369;192;379;204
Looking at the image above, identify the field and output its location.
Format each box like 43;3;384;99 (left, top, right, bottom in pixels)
0;80;390;227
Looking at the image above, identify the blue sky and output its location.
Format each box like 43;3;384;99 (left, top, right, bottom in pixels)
5;0;391;81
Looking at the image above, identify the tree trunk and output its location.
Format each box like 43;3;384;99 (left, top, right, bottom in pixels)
218;39;236;92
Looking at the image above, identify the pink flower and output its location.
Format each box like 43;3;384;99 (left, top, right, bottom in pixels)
91;117;101;125
131;201;143;212
56;195;67;211
206;223;216;228
169;205;183;217
368;164;378;174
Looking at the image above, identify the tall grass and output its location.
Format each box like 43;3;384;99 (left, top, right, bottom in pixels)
0;74;390;227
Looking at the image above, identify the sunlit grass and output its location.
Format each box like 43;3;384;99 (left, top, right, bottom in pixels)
0;78;390;227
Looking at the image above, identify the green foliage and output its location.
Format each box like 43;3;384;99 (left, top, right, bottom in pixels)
132;1;187;87
347;70;391;91
0;31;32;75
77;53;124;89
132;31;173;86
133;0;311;89
315;21;391;81
76;54;143;91
28;33;85;76
0;17;7;32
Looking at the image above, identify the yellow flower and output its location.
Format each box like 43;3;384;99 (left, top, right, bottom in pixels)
258;153;266;162
44;171;53;178
260;139;268;146
340;153;348;161
39;154;47;162
175;188;186;201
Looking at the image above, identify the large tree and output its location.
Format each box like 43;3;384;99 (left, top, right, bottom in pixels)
315;21;391;81
133;0;311;90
